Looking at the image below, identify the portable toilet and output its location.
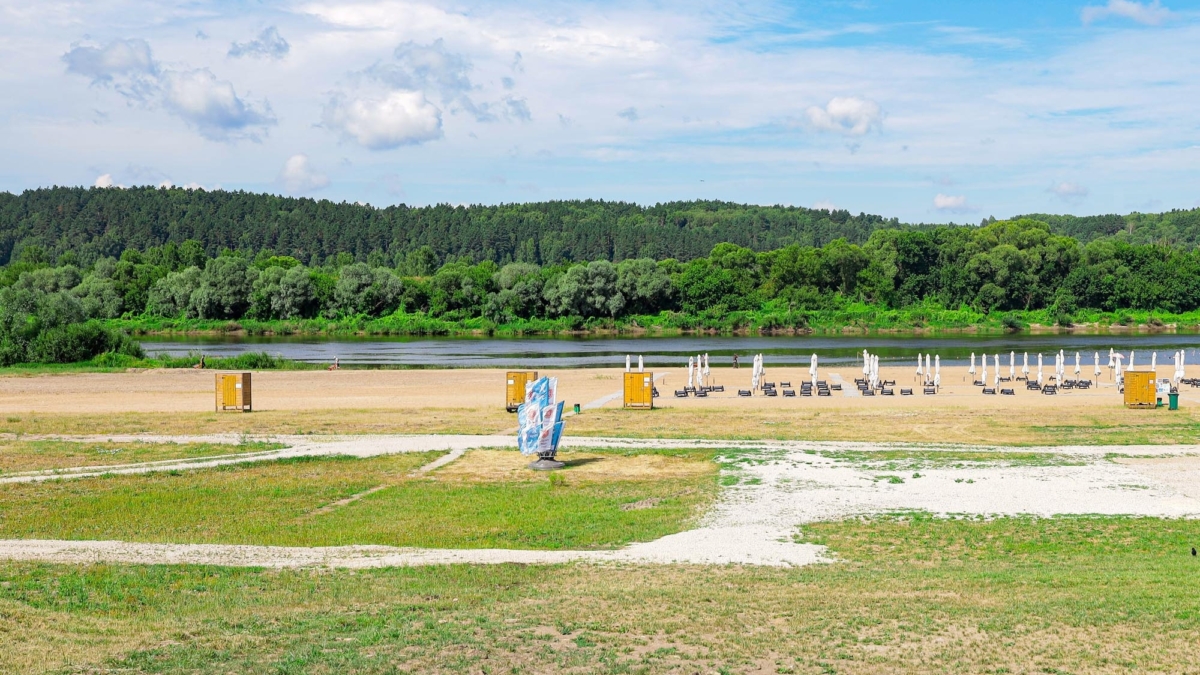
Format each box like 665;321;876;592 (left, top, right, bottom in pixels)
1123;371;1156;408
215;372;252;412
506;371;538;412
624;372;654;409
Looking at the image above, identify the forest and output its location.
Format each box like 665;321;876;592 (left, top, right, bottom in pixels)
4;186;1200;365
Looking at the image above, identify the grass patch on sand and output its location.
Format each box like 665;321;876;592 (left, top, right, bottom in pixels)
0;439;284;474
0;449;718;550
0;408;514;437
3;516;1200;674
815;448;1087;470
565;405;1200;445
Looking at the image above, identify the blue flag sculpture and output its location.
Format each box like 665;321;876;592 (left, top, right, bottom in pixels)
517;376;565;469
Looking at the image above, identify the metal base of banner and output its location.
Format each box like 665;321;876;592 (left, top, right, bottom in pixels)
528;457;565;471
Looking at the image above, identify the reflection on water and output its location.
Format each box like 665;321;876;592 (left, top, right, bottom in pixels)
138;334;1200;369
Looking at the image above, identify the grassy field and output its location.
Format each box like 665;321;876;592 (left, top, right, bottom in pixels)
4;404;1200;445
0;408;515;436
0;449;718;550
2;515;1199;674
0;439;284;474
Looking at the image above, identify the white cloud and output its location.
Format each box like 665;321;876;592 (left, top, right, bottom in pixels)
1050;181;1089;199
805;97;883;136
322;91;442;150
278;154;330;193
159;68;275;141
63;39;274;141
933;193;976;213
1082;0;1173;26
94;174;120;188
229;26;290;59
812;200;837;211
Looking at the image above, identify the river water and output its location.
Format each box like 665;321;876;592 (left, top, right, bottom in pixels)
138;334;1200;369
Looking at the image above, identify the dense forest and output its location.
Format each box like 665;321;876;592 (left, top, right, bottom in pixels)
4;186;1200;365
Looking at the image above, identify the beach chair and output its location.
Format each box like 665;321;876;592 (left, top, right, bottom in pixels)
801;388;812;396
923;387;937;395
765;388;778;397
882;388;894;396
982;388;996;395
780;381;791;387
1042;385;1057;395
712;385;725;392
884;380;896;386
694;390;708;398
900;388;913;395
783;389;796;397
863;389;875;396
1001;388;1015;395
973;380;985;386
831;383;842;391
818;389;831;396
674;390;688;397
738;389;752;397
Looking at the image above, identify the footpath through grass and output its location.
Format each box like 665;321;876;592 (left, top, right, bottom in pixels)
3;516;1200;674
0;449;718;550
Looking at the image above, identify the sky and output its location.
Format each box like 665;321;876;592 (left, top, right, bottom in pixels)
1;0;1198;222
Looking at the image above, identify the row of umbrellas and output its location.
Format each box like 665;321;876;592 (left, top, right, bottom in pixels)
687;354;711;389
624;355;645;373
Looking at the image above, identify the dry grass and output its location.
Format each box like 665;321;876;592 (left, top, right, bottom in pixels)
0;408;514;437
566;404;1200;445
5;516;1200;674
433;449;714;483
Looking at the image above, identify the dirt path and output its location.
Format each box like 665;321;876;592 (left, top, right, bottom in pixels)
2;436;1199;567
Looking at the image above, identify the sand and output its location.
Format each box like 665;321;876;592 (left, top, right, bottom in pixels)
1;364;1191;416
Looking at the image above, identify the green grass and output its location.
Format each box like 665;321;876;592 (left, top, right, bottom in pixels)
0;350;320;375
4;516;1200;674
0;452;718;550
814;449;1089;470
0;439;285;474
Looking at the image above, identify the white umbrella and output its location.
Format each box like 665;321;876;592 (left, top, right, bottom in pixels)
1181;351;1187;380
925;354;932;383
703;353;710;378
811;353;818;386
1094;352;1101;378
1115;354;1124;382
1129;351;1135;371
1023;352;1029;379
863;350;870;375
916;355;923;377
969;353;976;376
1009;351;1015;380
687;357;694;389
1108;348;1115;368
626;355;631;372
638;355;644;373
1152;351;1157;373
1037;353;1043;385
981;357;987;384
935;355;940;378
1074;352;1080;375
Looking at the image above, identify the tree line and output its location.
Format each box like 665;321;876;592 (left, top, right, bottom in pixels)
4;215;1200;365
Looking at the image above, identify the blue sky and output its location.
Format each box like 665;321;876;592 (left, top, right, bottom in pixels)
1;0;1198;222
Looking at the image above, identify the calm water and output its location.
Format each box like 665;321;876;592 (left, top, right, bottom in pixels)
138;334;1200;369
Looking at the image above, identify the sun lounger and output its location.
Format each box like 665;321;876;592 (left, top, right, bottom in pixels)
882;388;894;396
923;387;937;395
783;389;796;397
973;380;985;386
712;385;725;392
738;389;752;397
694;390;708;397
900;388;913;395
1042;385;1057;395
780;381;791;387
831;383;842;391
801;389;812;396
674;390;688;397
863;389;875;396
1001;388;1015;395
765;389;778;397
982;388;996;395
818;389;831;396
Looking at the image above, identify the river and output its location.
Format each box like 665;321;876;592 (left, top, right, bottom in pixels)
137;334;1200;369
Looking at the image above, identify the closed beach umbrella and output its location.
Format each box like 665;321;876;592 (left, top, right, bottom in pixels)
626;355;631;372
1023;352;1029;378
1094;352;1101;377
1074;352;1081;375
1037;353;1043;384
935;355;941;379
926;354;931;381
1152;351;1157;373
1009;351;1015;380
969;353;976;376
1129;351;1135;371
863;350;870;375
1115;354;1123;381
687;357;694;389
981;357;987;384
916;355;923;376
638;355;644;373
1108;348;1115;368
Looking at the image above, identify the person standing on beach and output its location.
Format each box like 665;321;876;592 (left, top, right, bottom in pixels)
732;354;739;369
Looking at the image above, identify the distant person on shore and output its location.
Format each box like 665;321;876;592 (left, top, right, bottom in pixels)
732;354;739;369
328;357;339;371
192;355;205;370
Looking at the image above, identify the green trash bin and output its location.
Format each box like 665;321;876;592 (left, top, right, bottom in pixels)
1169;392;1179;410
